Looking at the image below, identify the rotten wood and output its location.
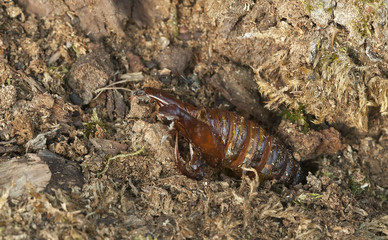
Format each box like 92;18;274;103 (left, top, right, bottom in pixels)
0;154;51;198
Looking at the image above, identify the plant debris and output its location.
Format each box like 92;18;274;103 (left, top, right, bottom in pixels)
0;0;387;239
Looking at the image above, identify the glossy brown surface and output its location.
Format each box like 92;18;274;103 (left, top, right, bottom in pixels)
135;88;304;185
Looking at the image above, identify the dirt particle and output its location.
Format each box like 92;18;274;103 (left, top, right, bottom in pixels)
0;85;17;111
89;138;128;156
132;0;171;27
69;93;83;105
306;172;322;192
67;50;114;105
29;93;55;110
278;121;343;160
126;51;144;72
154;47;193;75
128;95;153;119
11;113;34;144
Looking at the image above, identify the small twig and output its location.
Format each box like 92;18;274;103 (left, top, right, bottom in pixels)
0;139;16;145
92;72;144;101
127;178;139;196
0;145;18;154
331;27;341;50
97;147;144;177
95;87;133;94
119;72;144;82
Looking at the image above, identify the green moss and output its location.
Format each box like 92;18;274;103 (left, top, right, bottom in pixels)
293;193;323;208
306;35;371;129
168;1;179;39
83;109;106;138
72;45;81;58
97;147;144;177
353;0;385;38
349;181;365;195
375;191;387;203
300;0;314;13
281;104;310;133
48;65;68;79
322;171;333;177
348;175;369;196
300;0;335;14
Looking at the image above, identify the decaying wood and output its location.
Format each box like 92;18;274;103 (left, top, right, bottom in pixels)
37;150;84;193
0;145;18;154
0;154;51;198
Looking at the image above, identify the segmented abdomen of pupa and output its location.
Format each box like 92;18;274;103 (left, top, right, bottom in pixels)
196;108;303;185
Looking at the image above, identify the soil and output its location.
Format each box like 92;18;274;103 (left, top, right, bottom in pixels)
0;1;387;239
